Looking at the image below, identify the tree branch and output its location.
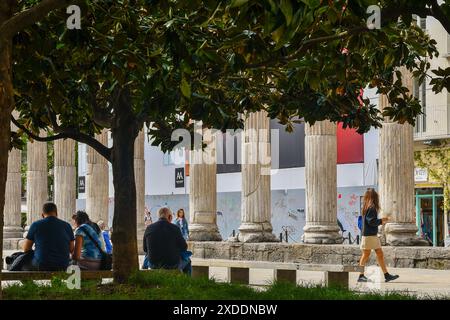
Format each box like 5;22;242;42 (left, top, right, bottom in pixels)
11;115;112;162
0;0;82;43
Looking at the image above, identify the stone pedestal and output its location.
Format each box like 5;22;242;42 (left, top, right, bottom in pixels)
379;70;428;246
238;111;276;243
54;139;76;222
303;120;342;244
26;134;48;227
86;130;109;224
3;142;23;238
189;123;222;241
135;129;146;249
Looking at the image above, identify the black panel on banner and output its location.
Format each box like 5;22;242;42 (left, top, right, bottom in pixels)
270;119;305;169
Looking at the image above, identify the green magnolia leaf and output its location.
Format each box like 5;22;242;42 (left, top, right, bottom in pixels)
271;25;285;43
181;77;191;98
301;0;321;9
230;0;250;8
280;0;293;26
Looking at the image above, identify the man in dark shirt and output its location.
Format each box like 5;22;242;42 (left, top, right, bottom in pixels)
143;207;190;274
23;202;75;271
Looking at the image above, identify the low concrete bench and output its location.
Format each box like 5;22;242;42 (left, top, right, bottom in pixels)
1;270;113;281
191;258;363;289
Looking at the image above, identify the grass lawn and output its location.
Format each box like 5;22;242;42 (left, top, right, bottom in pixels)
1;270;424;300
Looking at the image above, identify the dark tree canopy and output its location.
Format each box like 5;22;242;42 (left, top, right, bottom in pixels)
11;0;444;150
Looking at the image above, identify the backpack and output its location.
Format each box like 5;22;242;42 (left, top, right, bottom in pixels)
357;215;363;231
8;251;34;271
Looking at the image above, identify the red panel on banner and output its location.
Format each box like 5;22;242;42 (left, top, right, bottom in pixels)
336;123;364;164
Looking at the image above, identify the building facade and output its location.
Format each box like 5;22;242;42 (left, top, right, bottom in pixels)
413;16;450;247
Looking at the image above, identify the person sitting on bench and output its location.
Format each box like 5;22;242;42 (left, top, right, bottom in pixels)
71;211;105;271
143;207;191;275
21;202;75;271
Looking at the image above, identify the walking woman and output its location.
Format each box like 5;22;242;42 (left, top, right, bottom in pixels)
174;209;189;240
358;188;399;283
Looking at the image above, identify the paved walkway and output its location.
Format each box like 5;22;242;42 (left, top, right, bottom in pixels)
3;251;449;298
209;267;450;298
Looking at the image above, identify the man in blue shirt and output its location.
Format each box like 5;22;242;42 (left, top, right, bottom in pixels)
23;202;75;271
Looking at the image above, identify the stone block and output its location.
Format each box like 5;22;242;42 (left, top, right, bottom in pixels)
192;266;209;279
275;269;297;284
228;267;249;284
325;271;349;289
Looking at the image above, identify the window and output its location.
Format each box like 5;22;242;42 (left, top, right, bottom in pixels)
420;17;426;30
413;76;427;133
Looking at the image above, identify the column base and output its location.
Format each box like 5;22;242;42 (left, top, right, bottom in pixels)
444;237;450;247
237;222;278;243
385;223;429;246
3;226;24;239
137;228;146;254
2;238;25;251
189;223;222;241
303;224;343;244
378;225;387;246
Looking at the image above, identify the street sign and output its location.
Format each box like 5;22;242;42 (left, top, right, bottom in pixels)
414;167;428;182
175;168;185;188
78;176;86;193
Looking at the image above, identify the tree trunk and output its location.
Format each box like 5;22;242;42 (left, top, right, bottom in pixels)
110;109;139;283
111;128;139;282
0;2;16;299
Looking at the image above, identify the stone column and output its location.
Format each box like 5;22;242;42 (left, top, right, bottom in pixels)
135;129;146;245
26;134;48;227
303;120;342;244
189;123;222;241
86;130;109;224
54;139;76;222
238;111;276;242
3;120;23;238
379;68;428;246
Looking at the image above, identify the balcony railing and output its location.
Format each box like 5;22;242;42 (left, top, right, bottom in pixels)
414;105;450;140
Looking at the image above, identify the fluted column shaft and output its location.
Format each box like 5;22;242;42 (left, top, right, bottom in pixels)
26;134;48;227
303;120;342;244
135;129;146;240
54;139;76;222
189;123;222;241
86;130;109;224
238;111;276;242
379;68;428;246
4;121;22;238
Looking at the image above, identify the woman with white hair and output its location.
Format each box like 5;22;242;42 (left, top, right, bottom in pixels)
97;220;113;254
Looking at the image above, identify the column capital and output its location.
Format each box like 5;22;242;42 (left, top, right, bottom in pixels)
305;120;336;136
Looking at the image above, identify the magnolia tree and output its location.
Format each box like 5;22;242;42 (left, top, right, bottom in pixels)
0;0;82;298
2;0;450;283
